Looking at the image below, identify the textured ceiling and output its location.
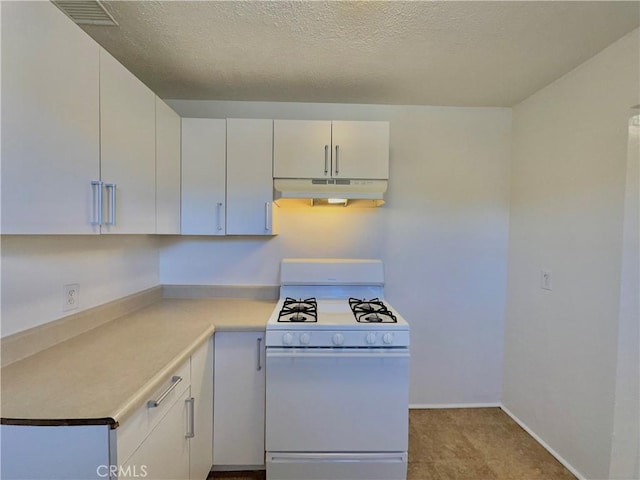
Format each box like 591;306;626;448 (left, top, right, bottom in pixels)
78;1;640;107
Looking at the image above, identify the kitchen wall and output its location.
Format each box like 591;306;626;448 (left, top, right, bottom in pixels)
503;28;639;480
1;236;160;337
161;101;512;406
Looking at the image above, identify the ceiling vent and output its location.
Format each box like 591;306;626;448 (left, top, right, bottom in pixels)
52;1;118;26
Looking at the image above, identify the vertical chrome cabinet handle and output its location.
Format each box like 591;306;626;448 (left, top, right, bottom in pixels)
335;145;340;175
265;202;271;231
104;183;116;226
185;397;195;438
216;202;223;231
257;337;263;371
91;181;103;226
324;145;329;175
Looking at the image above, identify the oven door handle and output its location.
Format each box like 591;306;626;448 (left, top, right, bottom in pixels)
266;348;409;359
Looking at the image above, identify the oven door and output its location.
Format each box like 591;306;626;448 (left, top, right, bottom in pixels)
265;347;409;452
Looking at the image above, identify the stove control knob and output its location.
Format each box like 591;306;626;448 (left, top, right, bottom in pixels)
383;333;394;345
300;333;311;345
332;333;345;346
365;333;377;345
282;333;294;346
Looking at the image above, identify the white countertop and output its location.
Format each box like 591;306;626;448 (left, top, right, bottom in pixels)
0;298;275;427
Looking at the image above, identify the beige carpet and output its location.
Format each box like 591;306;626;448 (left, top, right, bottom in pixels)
408;408;575;479
211;408;576;480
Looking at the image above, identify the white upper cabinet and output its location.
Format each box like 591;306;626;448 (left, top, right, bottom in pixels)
155;98;181;234
99;49;157;234
226;119;278;235
273;120;332;178
1;1;100;234
273;120;389;180
181;118;226;235
331;121;389;179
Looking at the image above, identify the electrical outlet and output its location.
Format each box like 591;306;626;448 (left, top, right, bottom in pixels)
540;270;553;291
63;284;80;312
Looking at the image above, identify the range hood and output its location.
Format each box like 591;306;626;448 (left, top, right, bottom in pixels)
274;178;387;207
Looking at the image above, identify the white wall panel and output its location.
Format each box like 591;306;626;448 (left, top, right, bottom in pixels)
609;115;640;480
504;29;639;480
1;236;160;337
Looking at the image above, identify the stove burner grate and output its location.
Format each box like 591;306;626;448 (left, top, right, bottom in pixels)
278;297;318;323
349;298;397;323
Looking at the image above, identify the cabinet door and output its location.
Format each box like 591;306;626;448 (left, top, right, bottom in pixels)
227;119;277;235
1;425;110;479
156;98;181;234
181;119;226;235
273;120;332;178
213;332;266;468
190;338;214;479
100;49;156;234
331;121;389;179
121;389;190;480
1;1;100;234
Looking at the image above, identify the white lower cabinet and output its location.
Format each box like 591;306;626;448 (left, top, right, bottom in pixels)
119;337;213;479
213;332;266;469
189;337;214;479
0;424;111;480
120;388;190;480
0;339;213;480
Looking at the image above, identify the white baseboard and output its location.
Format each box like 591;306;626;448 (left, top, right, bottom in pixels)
500;405;586;480
410;403;501;409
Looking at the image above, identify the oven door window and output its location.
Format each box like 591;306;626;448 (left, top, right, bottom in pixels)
265;348;409;452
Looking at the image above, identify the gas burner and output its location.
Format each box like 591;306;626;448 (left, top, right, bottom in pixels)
349;298;397;323
278;297;318;323
362;313;383;323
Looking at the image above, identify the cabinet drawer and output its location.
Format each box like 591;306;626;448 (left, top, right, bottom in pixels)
117;358;190;466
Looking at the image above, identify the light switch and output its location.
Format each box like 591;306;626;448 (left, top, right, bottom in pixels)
540;270;553;291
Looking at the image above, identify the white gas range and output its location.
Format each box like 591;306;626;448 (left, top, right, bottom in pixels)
265;259;410;480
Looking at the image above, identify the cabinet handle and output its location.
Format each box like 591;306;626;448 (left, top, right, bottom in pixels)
91;181;103;226
335;145;340;175
147;375;182;408
104;183;116;226
216;202;223;231
265;202;271;231
257;337;263;371
324;145;329;175
185;397;195;438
